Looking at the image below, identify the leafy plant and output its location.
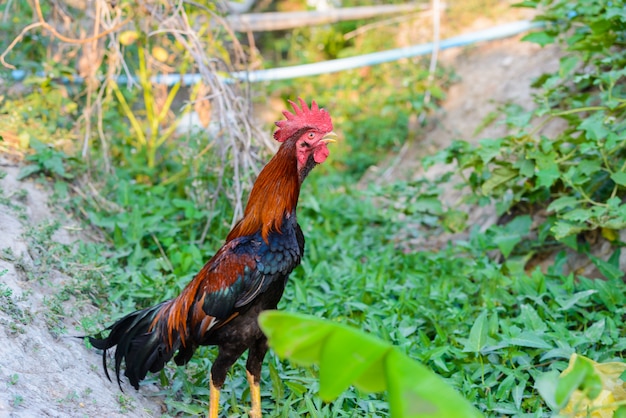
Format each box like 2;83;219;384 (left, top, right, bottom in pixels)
17;138;79;180
259;311;484;418
431;0;626;258
109;34;190;171
0;80;79;152
0;282;33;334
536;353;626;417
5;1;626;417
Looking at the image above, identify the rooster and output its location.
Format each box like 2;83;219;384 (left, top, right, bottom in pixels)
88;98;336;418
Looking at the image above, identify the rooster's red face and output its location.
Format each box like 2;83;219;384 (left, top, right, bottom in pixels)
294;129;337;168
273;98;336;174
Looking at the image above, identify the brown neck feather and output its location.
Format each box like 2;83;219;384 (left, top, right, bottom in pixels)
226;141;300;242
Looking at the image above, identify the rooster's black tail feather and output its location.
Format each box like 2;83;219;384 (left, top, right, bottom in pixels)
88;301;180;390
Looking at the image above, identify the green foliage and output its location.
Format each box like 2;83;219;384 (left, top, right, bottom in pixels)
17;138;80;180
259;311;484;418
357;174;472;245
74;156;234;311
0;80;80;151
0;282;33;334
433;0;626;258
108;37;190;171
0;1;52;72
536;354;626;416
266;180;626;416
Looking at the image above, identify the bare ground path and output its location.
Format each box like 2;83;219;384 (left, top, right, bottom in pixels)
0;156;163;417
365;34;562;183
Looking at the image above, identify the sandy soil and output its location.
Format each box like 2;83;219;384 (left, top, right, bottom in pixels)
0;157;164;418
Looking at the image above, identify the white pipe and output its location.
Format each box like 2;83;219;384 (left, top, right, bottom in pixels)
11;20;544;85
231;20;544;82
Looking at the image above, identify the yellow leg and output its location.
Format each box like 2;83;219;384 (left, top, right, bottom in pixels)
246;370;261;418
209;374;220;418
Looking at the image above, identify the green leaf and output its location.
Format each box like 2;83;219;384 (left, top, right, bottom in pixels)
492;215;531;257
318;327;389;400
556;290;597;310
559;56;579;78
536;165;560;188
611;171;626;186
615;406;626;418
535;370;560;411
505;110;532;128
482;167;518;195
385;349;483;418
260;313;334;366
259;311;484;418
410;197;443;215
555;355;591;408
579;112;610;141
507;332;552;349
547;196;580;212
562;208;591;223
589;254;625;281
476;138;503;163
43;154;66;177
584;319;605;342
517;158;535;177
352;350;389;394
268;361;283;400
463;311;489;353
503;215;532;235
551;221;585;240
555;355;604;409
519;304;547;332
16;164;42;180
284;381;307;396
521;31;556;46
493;233;522;258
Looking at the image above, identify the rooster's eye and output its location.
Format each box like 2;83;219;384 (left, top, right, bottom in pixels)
307;132;315;139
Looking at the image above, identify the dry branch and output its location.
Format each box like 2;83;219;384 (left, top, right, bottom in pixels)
2;0;270;226
0;0;131;69
143;0;269;222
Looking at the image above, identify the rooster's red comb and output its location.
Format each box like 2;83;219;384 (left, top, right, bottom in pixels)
273;98;333;143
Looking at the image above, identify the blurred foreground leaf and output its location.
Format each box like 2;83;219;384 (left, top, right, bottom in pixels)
259;311;484;418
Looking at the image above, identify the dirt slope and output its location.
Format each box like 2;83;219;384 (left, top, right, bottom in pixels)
0;157;163;418
367;34;562;182
364;33;625;275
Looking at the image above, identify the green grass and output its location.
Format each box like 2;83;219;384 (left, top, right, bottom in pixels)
61;167;625;417
0;282;33;335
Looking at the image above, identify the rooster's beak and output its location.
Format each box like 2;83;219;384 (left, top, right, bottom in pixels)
321;131;338;144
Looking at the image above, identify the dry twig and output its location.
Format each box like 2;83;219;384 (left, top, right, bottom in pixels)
3;0;267;228
0;0;132;69
144;0;268;224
